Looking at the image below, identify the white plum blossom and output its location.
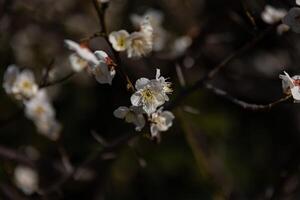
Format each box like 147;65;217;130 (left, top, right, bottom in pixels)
279;71;300;101
150;108;175;138
171;36;192;57
24;90;61;140
14;165;38;195
297;0;300;6
283;8;300;33
88;51;116;85
64;39;98;72
113;106;145;131
3;65;38;100
109;30;130;51
261;5;287;24
131;78;165;115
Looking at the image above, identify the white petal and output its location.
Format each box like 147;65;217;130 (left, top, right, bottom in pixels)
113;106;129;119
291;86;300;101
135;78;150;90
94;50;108;62
130;92;142;106
3;65;19;94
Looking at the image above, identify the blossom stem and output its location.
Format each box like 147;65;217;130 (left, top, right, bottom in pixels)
91;0;135;92
40;72;75;88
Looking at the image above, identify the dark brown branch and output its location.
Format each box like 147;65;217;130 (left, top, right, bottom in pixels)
39;131;136;195
204;83;292;111
40;72;75;88
167;22;279;110
0;145;35;168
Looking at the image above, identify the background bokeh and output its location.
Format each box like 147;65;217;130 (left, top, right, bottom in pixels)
1;0;300;199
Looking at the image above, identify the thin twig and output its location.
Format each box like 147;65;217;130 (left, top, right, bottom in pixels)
167;22;279;110
40;58;55;86
91;0;135;92
204;83;292;111
40;72;75;88
0;145;35;168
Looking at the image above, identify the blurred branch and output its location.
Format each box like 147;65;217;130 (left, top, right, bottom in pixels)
0;183;29;200
0;145;35;168
167;22;280;109
39;131;136;195
40;58;55;87
204;83;292;111
40;72;75;88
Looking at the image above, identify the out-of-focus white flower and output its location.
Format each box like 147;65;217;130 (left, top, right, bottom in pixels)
154;69;172;101
131;78;165;115
14;165;38;195
131;9;164;29
98;0;109;3
127;17;153;58
3;65;19;95
261;5;287;24
24;90;61;140
88;51;116;85
150;108;174;138
64;39;98;71
131;9;166;51
171;36;192;57
277;24;290;35
297;0;300;6
283;7;300;33
3;66;38;100
113;106;145;131
279;71;300;101
109;30;130;51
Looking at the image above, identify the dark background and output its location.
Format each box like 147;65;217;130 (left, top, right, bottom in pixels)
1;0;300;199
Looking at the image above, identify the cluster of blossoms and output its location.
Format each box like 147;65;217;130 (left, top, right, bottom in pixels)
65;40;116;84
114;69;174;139
3;65;61;140
261;1;300;34
109;16;154;58
130;9;192;57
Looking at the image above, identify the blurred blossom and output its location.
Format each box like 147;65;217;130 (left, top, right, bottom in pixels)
279;71;300;101
113;106;145;131
130;9;167;51
150;107;175;138
283;7;300;33
98;0;110;4
109;30;130;51
24;90;61;140
276;24;290;35
127;17;154;58
297;0;300;6
14;166;38;195
65;39;98;71
261;5;287;24
170;36;192;57
3;65;38;100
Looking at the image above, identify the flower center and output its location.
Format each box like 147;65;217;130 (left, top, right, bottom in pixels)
35;106;45;116
21;80;33;90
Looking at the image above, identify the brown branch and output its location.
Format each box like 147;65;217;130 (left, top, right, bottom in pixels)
0;145;35;168
40;72;75;88
204;83;292;111
167;22;279;110
38;131;136;195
